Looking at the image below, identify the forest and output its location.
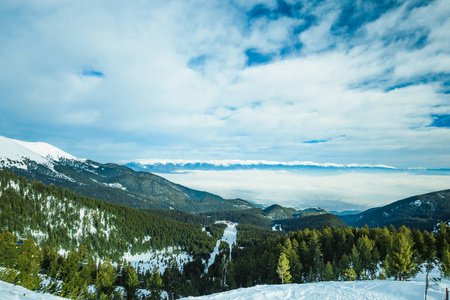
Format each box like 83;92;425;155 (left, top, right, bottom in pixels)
0;169;450;299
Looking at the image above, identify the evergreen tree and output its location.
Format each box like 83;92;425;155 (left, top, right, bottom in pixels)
276;252;291;284
0;232;18;268
439;240;450;278
306;232;322;281
385;232;415;280
341;268;357;281
356;235;374;277
96;258;117;297
144;266;163;300
16;239;42;290
125;264;140;300
324;261;333;281
350;245;362;278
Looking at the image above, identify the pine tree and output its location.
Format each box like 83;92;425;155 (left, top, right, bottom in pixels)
16;239;42;290
440;240;450;278
385;232;415;280
356;235;374;277
96;258;117;297
306;232;322;281
324;261;333;281
276;252;291;284
125;264;140;300
350;245;362;278
0;232;18;268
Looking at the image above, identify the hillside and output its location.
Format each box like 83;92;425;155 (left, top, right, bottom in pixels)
0;169;218;260
262;204;298;220
276;213;348;232
0;136;255;213
341;189;450;231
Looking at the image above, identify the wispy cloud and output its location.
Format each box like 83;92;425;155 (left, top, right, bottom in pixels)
0;0;448;168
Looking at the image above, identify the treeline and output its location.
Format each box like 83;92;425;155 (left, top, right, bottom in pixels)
228;224;450;288
0;170;217;260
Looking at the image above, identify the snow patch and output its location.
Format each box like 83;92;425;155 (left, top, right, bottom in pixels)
123;247;193;274
105;182;127;190
412;199;422;207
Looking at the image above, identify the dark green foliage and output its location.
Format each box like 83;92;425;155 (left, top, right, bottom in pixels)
200;209;272;228
236;224;284;248
385;231;415;280
278;214;347;232
341;189;450;231
144;209;212;226
0;170;218;260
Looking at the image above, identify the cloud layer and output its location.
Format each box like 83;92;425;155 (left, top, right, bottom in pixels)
1;0;449;168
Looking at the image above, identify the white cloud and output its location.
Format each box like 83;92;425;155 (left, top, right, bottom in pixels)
157;169;450;211
0;0;449;169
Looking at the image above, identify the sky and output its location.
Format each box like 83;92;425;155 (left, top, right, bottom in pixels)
1;0;449;169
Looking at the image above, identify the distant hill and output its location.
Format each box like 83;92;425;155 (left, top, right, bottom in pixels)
340;189;450;231
276;213;348;232
0;136;255;213
263;204;298;220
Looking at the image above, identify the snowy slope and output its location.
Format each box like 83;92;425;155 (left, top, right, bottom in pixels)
0;136;80;163
0;280;64;300
0;136;51;168
205;222;237;272
181;278;448;300
14;140;80;162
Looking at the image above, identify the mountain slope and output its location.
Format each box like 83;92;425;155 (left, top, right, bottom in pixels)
0;169;218;260
0;136;254;213
340;189;450;231
277;213;348;231
262;204;298;220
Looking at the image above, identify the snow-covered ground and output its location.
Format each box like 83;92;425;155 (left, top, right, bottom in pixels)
205;221;237;272
123;246;193;274
182;268;450;300
181;280;448;300
0;280;64;300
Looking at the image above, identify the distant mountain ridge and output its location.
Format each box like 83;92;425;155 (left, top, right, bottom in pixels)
124;159;396;173
0;136;254;213
340;189;450;231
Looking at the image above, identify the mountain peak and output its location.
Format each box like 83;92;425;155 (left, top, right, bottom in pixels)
0;136;82;164
14;139;81;162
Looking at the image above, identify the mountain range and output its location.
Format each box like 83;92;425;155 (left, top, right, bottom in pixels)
1;135;449;231
0;136;254;213
124;159;397;173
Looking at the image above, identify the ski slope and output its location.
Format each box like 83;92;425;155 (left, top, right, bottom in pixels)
182;268;449;300
205;221;237;272
181;279;448;300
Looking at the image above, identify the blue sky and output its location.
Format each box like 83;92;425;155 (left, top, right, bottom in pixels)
1;0;449;168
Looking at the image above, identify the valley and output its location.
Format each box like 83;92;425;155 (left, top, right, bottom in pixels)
1;136;450;299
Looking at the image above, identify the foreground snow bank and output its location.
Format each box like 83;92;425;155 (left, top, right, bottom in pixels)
0;280;64;300
181;279;448;300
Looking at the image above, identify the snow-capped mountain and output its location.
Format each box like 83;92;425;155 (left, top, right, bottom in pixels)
0;136;57;169
0;136;254;213
123;159;396;173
